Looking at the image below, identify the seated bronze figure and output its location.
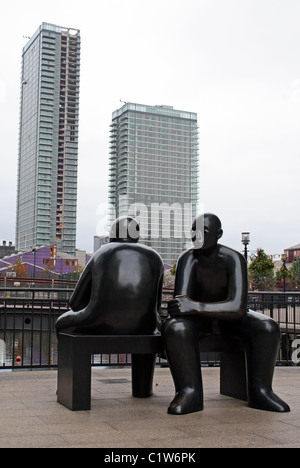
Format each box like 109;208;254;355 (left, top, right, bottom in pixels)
56;216;164;335
162;213;290;415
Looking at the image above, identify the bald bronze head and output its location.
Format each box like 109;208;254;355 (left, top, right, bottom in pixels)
109;216;140;243
191;213;223;250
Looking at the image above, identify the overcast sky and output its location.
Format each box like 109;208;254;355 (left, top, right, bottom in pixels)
0;0;299;257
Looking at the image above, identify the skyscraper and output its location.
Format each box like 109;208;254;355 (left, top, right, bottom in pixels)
16;23;80;255
109;103;199;265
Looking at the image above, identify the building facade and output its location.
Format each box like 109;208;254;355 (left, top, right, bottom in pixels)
0;245;91;279
16;23;80;255
109;103;199;265
0;245;77;279
284;244;300;264
0;242;15;260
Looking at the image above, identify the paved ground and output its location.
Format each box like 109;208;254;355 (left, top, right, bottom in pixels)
0;366;299;448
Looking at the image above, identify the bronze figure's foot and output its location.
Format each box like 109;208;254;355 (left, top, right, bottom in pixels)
168;389;203;415
248;389;290;413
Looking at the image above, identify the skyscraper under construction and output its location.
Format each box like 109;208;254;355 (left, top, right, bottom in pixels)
16;23;80;255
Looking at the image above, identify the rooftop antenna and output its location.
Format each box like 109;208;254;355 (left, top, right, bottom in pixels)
23;35;31;40
120;99;127;105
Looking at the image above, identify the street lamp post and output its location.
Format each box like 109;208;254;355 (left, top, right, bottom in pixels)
241;232;250;262
32;248;36;280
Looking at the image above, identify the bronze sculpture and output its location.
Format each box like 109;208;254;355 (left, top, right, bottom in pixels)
56;216;164;335
162;213;290;415
56;216;165;404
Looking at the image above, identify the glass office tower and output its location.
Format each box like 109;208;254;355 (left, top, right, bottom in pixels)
109;103;199;265
16;23;80;255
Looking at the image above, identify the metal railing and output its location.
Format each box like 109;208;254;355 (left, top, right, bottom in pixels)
0;287;299;369
248;292;300;365
0;288;72;369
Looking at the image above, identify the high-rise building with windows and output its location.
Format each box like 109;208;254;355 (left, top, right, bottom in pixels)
108;103;199;265
16;23;80;255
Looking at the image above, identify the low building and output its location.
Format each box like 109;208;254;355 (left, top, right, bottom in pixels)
75;249;92;268
284;244;300;264
0;244;81;279
0;241;16;259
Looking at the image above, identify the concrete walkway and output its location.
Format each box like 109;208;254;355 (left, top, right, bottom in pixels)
0;366;299;448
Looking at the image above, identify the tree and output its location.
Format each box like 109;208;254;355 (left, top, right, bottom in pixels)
170;262;177;276
248;248;276;290
9;258;27;278
276;263;292;290
289;258;300;290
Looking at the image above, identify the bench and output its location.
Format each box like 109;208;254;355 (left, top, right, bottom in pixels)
57;332;248;411
57;333;163;410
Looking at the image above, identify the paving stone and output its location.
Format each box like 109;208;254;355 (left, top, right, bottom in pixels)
0;367;298;448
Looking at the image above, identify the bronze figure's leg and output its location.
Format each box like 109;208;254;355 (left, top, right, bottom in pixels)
233;310;290;412
162;318;203;415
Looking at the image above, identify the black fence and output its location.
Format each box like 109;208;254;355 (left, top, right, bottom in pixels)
0;287;299;369
248;292;300;365
0;288;72;369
